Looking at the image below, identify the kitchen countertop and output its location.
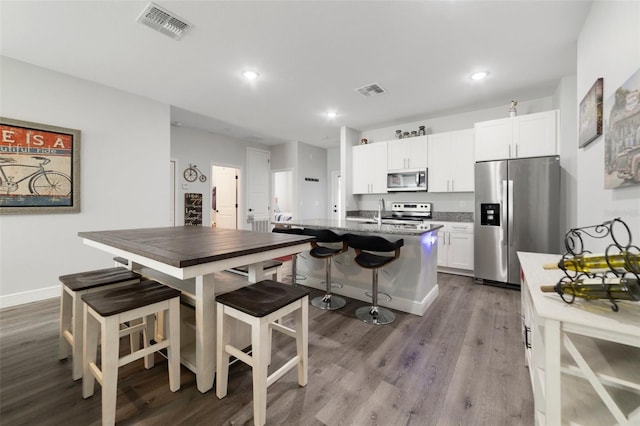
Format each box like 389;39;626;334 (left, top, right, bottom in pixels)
273;218;442;236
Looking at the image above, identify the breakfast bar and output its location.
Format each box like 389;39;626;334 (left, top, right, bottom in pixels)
274;219;443;316
78;226;314;393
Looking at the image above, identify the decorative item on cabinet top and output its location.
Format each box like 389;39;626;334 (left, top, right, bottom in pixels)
542;217;640;311
394;125;427;139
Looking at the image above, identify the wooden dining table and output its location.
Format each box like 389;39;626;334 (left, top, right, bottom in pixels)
78;226;314;393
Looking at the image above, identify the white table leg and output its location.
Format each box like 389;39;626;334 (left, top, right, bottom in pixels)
195;274;216;393
248;261;267;283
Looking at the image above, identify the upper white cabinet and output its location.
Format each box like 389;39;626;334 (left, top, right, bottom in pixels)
387;135;429;170
352;142;388;194
427;129;475;192
474;110;559;162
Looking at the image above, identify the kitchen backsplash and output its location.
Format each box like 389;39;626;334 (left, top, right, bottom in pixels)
347;210;474;223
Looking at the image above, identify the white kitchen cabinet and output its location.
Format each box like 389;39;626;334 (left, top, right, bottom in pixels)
519;252;640;426
427;129;474;192
474;110;558;162
387;135;429;170
352;142;388;194
435;222;474;273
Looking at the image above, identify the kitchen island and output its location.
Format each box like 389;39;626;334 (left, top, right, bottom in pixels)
273;219;443;316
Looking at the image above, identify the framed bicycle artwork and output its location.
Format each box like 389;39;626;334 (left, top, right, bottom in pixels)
0;117;81;214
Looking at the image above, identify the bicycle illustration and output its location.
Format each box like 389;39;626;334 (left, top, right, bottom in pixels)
183;163;207;182
0;156;71;196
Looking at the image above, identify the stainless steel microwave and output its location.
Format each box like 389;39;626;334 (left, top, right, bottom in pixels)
386;169;427;192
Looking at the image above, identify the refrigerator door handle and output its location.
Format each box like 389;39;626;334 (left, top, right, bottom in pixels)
508;179;514;247
501;180;508;247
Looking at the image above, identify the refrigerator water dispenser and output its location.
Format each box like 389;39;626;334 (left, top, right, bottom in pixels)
480;203;500;226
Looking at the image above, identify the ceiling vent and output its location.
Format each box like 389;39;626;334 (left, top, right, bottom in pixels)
137;2;192;40
356;83;386;97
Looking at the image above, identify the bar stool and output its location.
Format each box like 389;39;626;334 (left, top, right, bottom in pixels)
272;227;307;285
82;280;181;426
216;280;309;426
347;234;404;325
304;228;348;310
58;267;141;380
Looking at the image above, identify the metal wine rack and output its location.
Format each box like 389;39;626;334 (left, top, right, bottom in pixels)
558;217;640;311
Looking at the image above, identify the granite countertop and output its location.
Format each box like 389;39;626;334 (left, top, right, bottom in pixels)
346;210;474;223
272;218;443;236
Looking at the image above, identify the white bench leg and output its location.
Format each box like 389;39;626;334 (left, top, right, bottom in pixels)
82;305;100;399
252;318;270;426
215;304;230;399
167;298;181;392
71;291;84;380
101;315;120;426
296;297;309;386
58;286;72;360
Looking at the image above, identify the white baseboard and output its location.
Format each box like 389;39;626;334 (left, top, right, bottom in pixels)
0;286;59;309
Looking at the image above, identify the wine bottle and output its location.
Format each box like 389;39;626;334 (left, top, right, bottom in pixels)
542;253;640;273
540;277;640;301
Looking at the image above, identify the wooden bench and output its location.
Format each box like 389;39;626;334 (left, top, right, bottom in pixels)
58;267;141;380
216;280;310;426
226;259;283;281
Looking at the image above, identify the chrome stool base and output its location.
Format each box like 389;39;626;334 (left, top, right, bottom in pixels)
355;305;395;325
311;294;346;310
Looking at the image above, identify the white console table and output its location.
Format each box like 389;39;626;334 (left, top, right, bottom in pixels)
518;252;640;425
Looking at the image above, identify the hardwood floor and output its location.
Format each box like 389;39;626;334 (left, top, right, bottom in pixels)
0;271;533;425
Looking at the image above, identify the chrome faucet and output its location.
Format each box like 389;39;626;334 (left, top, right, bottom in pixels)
375;198;385;227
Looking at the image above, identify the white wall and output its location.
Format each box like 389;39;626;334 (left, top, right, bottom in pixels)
170;125;271;228
296;142;327;219
576;1;640;250
0;57;170;307
553;75;578;241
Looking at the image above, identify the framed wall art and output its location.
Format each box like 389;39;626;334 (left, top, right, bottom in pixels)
0;117;81;214
604;68;640;189
578;77;603;148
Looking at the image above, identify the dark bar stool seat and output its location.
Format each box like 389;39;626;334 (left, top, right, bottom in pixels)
347;234;404;325
304;228;348;310
58;267;141;380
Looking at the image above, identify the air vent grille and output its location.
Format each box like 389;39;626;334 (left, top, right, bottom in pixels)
356;83;386;97
137;2;191;40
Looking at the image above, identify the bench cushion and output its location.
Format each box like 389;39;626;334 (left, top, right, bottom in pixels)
60;267;141;291
216;280;309;318
81;280;180;316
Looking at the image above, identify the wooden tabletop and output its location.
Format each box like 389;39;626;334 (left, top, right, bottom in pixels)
78;226;315;269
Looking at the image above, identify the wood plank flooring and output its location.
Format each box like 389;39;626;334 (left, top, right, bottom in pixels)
0;270;533;425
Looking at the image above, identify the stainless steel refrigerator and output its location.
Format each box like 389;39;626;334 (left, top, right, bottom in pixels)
474;156;561;286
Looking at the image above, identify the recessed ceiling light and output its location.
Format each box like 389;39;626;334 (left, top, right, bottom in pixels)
470;71;489;81
242;70;259;80
326;111;338;119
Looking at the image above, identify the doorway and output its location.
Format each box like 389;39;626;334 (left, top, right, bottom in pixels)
272;169;293;223
211;165;239;229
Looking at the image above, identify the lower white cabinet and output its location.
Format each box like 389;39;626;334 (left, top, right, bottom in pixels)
435;222;474;273
519;252;640;426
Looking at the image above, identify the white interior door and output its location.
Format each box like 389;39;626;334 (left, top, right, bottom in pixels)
246;148;270;224
212;165;238;229
170;160;176;225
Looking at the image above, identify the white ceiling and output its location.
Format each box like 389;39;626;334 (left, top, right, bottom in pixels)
0;1;592;148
